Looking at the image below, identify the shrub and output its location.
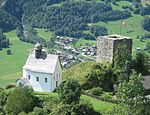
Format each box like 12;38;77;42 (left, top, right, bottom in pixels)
144;33;150;38
58;79;81;104
141;16;150;31
90;87;103;96
0;89;8;115
4;86;41;115
5;83;15;89
102;93;112;100
6;49;12;55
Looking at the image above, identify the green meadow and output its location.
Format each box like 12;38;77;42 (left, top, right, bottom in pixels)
0;30;33;87
81;95;115;112
35;92;115;112
90;14;150;55
111;1;131;10
35;28;53;41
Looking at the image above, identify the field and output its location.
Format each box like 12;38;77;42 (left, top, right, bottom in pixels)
111;1;131;10
75;0;150;54
0;30;33;87
81;95;115;112
35;28;53;41
141;0;150;6
35;92;115;112
91;14;150;46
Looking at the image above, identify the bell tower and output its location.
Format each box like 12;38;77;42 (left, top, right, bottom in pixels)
35;43;42;59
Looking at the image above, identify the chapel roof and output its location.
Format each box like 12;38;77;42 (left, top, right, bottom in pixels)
23;50;60;74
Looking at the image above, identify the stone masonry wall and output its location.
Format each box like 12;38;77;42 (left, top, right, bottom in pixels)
97;35;132;64
97;36;114;63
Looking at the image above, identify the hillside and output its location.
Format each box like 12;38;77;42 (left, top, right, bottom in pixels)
0;1;150;115
0;30;33;87
0;0;150;87
0;0;150;51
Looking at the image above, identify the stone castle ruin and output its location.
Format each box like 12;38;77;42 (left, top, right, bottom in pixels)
97;34;132;64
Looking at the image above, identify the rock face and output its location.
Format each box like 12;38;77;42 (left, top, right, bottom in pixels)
97;34;132;63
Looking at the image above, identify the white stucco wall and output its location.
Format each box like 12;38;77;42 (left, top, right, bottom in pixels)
51;59;62;91
23;59;62;92
23;69;52;92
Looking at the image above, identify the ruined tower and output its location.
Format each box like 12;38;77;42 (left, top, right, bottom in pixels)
97;34;132;64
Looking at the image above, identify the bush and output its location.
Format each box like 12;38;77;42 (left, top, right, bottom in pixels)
6;49;12;55
144;33;150;38
58;79;81;104
5;83;15;89
52;101;101;115
0;89;8;115
131;51;150;75
63;62;115;92
4;86;41;115
90;87;103;96
141;16;150;31
102;93;112;100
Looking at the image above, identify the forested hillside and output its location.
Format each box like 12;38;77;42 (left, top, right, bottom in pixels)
0;0;132;40
2;0;150;43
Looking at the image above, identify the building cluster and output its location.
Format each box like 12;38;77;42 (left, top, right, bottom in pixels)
55;36;96;67
79;46;97;56
54;50;77;68
56;36;76;45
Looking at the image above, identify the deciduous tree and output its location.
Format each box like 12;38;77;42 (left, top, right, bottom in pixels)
116;71;150;115
4;86;41;115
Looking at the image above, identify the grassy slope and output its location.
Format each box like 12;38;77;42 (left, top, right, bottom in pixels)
63;62;105;84
0;30;33;87
111;1;131;10
0;29;53;87
73;0;150;54
92;14;150;46
73;39;96;47
35;92;115;112
81;95;115;112
89;1;150;55
35;28;53;41
141;0;150;6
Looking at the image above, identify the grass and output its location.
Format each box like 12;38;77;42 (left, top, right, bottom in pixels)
81;95;115;112
63;62;105;84
0;28;53;87
74;39;96;47
0;30;33;87
35;28;53;41
141;0;150;6
35;92;115;112
111;1;131;10
90;14;150;55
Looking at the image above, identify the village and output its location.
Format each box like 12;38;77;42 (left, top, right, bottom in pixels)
1;0;150;114
53;36;97;68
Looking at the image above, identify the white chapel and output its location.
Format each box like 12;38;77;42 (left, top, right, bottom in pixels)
16;43;62;92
